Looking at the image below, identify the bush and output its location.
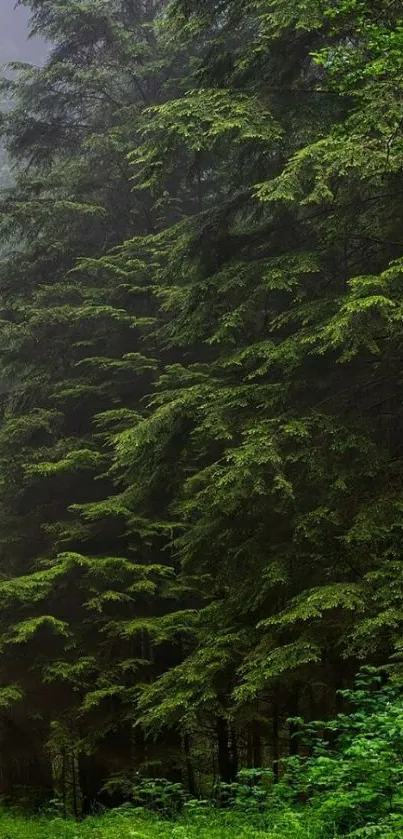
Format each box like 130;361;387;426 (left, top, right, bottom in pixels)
278;667;403;837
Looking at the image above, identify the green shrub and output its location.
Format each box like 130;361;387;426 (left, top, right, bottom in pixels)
278;667;403;837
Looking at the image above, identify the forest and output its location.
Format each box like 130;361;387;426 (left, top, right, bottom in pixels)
0;0;403;837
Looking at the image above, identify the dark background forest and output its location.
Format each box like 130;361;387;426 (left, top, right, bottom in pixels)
0;0;402;827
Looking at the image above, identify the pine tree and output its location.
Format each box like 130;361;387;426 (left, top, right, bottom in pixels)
2;0;403;807
93;0;403;778
0;0;186;808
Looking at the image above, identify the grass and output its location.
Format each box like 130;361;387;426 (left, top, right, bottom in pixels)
0;807;315;839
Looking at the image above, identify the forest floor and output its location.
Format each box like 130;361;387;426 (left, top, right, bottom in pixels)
0;808;311;839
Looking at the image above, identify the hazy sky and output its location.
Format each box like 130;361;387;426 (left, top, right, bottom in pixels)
0;0;45;63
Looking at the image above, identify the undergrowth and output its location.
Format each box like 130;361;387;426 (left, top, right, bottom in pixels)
1;669;402;838
0;808;319;839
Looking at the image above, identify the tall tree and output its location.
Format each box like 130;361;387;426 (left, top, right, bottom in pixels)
0;0;186;808
1;0;403;808
97;0;403;777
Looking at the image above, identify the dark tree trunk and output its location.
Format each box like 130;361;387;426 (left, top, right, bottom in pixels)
288;687;300;757
183;733;196;796
272;699;279;781
230;725;238;780
216;717;236;784
252;722;262;768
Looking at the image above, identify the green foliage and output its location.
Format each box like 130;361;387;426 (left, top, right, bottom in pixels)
2;674;403;837
269;669;403;838
104;776;187;816
0;808;303;839
1;0;403;810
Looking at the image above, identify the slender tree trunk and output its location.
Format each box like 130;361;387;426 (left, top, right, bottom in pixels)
62;750;67;820
252;722;262;768
288;687;299;757
51;735;82;819
72;757;78;819
216;717;234;784
182;733;196;796
272;700;279;782
230;725;238;780
247;732;253;767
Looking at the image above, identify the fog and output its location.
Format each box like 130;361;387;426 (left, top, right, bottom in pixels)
0;2;45;185
0;0;45;64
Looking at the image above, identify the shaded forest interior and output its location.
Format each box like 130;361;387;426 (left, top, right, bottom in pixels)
0;0;402;816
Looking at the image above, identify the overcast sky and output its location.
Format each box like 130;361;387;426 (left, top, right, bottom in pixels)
0;0;45;63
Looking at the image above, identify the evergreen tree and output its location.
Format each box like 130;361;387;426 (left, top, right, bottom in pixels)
93;0;403;778
0;0;185;808
1;0;403;808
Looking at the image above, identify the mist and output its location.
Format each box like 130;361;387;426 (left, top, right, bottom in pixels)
0;0;44;64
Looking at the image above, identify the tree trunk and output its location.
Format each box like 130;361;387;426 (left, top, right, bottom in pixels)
272;699;279;782
216;717;236;784
252;722;262;768
288;687;299;757
183;732;196;796
230;725;238;780
51;746;82;819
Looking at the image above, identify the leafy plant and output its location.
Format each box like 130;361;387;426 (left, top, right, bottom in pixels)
276;669;403;837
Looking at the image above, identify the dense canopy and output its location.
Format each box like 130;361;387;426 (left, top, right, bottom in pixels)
0;0;402;815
